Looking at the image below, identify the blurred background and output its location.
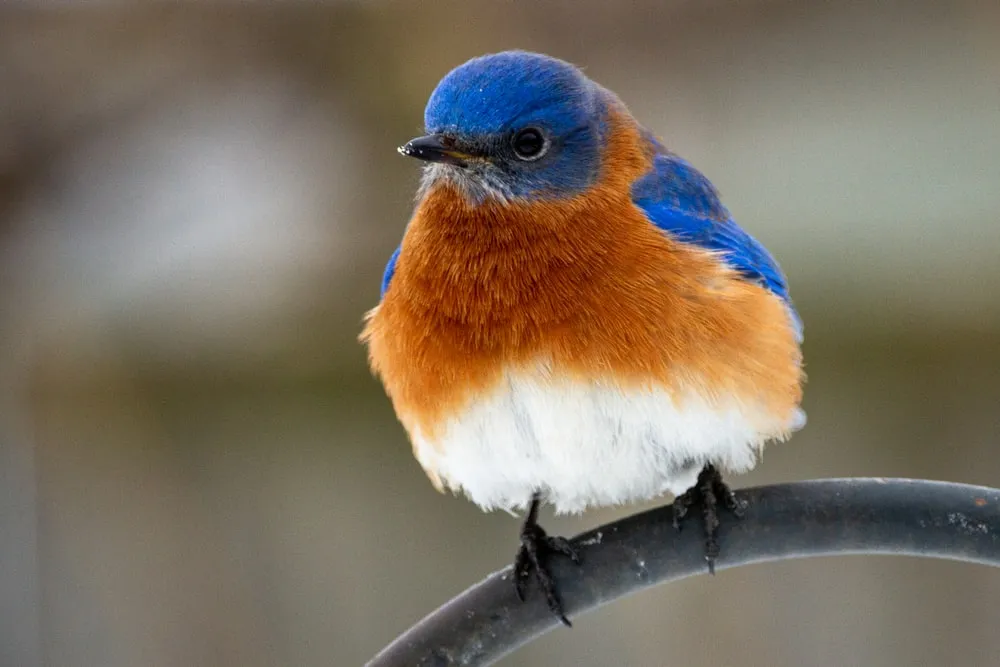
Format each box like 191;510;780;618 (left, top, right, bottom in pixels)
1;2;999;666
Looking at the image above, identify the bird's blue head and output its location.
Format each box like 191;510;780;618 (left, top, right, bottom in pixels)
399;51;608;203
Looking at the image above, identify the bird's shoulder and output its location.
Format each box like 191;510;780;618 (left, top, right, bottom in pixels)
380;245;401;299
630;132;800;335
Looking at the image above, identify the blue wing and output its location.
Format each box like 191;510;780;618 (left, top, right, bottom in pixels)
631;148;802;339
380;245;401;299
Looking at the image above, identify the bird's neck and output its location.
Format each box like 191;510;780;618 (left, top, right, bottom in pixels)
400;188;612;325
394;108;654;327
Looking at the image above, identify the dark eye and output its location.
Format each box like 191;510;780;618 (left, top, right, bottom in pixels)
511;127;548;161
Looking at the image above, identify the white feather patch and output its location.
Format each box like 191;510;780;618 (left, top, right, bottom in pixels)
412;370;803;514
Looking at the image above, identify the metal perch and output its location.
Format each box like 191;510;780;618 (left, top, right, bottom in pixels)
366;478;1000;667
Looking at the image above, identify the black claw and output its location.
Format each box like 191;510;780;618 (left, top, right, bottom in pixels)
513;547;531;602
672;489;693;529
545;535;581;563
715;474;748;516
671;464;745;574
511;494;580;626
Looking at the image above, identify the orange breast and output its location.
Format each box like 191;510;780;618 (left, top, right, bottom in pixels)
361;112;803;448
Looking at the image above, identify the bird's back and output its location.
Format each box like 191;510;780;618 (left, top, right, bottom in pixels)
631;135;802;340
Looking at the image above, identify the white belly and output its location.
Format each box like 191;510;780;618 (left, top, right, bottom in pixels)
413;372;804;514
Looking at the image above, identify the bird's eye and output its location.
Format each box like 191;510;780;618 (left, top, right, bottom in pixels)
511;128;548;161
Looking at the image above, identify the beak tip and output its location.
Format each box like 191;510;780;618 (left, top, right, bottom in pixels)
397;134;469;166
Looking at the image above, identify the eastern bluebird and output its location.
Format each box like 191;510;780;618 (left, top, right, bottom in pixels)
362;51;805;625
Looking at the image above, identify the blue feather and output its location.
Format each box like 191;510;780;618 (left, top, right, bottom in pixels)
631;147;802;339
380;245;401;299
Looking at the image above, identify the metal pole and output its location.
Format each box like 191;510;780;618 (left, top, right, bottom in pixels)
367;478;1000;667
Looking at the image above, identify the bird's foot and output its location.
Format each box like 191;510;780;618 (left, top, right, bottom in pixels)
672;464;747;574
513;495;580;626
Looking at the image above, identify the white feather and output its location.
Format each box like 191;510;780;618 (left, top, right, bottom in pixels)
413;369;803;514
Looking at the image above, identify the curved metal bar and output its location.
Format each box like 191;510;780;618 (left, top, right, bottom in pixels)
366;478;1000;667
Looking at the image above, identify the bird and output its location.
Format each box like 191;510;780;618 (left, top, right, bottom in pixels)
361;50;805;626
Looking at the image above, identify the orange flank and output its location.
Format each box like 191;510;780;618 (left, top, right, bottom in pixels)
361;110;803;464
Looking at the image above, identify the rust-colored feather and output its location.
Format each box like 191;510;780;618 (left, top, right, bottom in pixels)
361;111;803;462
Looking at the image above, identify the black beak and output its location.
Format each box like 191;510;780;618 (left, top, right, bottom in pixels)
398;134;471;166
